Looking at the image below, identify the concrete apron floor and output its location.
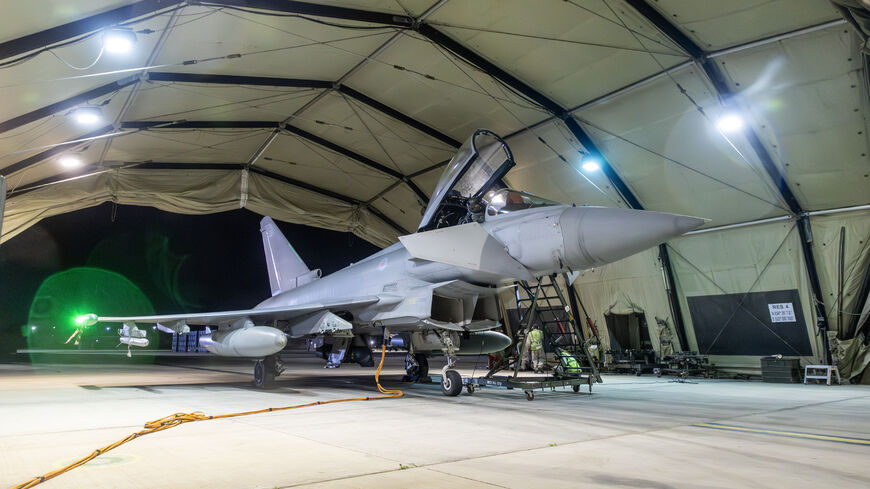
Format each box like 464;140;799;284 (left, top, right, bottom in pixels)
1;354;869;489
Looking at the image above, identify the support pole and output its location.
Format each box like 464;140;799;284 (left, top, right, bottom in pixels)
848;251;870;339
798;216;832;364
659;244;690;350
0;175;6;243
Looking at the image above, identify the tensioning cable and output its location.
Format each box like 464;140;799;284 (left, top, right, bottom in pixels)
11;345;403;489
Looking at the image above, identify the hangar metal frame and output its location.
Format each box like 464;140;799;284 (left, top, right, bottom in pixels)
0;0;695;349
0;1;453;239
414;11;693;350
0;0;857;358
623;0;833;363
0;70;450;202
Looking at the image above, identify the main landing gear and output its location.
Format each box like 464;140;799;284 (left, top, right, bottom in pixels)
254;353;285;389
404;353;430;383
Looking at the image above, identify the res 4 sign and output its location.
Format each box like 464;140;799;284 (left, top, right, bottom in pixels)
768;302;796;323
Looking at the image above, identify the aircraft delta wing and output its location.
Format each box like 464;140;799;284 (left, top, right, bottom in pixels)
94;296;380;327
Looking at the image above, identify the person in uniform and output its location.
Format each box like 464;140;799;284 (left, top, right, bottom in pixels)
529;325;545;373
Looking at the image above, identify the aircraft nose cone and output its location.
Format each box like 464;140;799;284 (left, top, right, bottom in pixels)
560;207;705;268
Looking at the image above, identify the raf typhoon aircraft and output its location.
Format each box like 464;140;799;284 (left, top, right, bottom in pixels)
79;130;704;395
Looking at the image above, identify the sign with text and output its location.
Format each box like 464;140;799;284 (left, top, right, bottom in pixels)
687;289;811;356
768;303;796;323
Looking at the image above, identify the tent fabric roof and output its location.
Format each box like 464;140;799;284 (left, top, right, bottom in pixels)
0;0;865;247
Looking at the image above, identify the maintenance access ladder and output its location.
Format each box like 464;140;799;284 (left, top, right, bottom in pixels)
511;274;602;382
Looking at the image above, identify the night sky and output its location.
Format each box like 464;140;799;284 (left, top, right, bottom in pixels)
0;203;379;353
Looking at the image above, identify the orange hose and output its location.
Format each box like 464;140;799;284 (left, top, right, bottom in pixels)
11;346;403;489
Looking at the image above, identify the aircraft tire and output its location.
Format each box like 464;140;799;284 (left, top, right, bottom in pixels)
254;360;276;389
405;354;429;383
441;370;462;396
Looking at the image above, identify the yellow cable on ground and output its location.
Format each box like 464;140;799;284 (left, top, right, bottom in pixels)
11;346;403;489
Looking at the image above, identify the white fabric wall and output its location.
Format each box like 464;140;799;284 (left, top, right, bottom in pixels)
574;212;870;374
573;247;675;354
668;220;821;370
1;168;400;248
809;210;870;336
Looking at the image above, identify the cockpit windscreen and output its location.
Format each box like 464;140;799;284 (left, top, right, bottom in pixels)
417;129;514;231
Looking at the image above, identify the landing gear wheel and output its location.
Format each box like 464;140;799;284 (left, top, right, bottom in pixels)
253;360;276;389
572;384;580;393
466;385;475;395
404;354;430;383
441;370;462;396
525;390;535;401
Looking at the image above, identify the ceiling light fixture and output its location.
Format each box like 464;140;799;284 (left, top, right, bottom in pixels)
716;113;744;133
58;155;83;168
581;155;600;172
71;106;102;125
103;28;137;54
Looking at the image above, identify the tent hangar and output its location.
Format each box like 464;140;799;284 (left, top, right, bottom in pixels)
1;0;869;377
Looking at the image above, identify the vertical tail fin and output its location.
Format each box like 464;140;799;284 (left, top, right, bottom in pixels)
260;217;310;296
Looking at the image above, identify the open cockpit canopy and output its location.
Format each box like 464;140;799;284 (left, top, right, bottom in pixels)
417;129;515;231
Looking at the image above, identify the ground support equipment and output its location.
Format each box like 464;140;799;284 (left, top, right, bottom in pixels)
459;274;601;400
461;373;594;401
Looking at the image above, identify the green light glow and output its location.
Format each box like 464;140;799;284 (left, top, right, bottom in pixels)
26;267;154;351
74;314;98;327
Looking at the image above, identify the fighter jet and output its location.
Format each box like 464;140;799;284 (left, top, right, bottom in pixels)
77;129;704;395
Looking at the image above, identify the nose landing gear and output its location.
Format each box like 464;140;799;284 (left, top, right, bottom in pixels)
436;330;462;397
441;369;462;396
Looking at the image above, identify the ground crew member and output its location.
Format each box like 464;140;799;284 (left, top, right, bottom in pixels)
529;325;545;373
325;336;350;368
557;347;582;375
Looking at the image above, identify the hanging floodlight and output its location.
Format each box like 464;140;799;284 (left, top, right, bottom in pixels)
58;154;83;168
103;28;137;54
580;154;600;172
716;113;744;133
71;106;103;125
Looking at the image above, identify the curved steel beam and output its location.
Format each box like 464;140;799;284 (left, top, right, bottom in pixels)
282;123;429;204
202;0;413;27
624;0;831;362
414;21;696;350
0;0;185;61
623;0;803;214
0;0;414;62
147;72;333;89
121;120;281;129
144;72;459;149
338;86;460;148
0;76;138;134
2;125;114;175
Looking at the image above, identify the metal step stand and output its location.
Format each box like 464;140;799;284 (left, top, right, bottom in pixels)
464;274;600;401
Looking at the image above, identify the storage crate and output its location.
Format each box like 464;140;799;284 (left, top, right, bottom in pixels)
760;357;801;383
